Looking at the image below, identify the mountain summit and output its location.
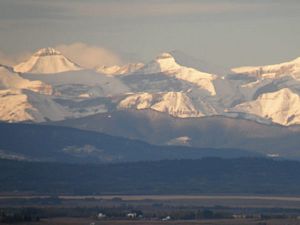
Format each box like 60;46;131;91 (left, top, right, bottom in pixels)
118;91;203;118
134;53;217;96
33;47;62;57
138;52;183;74
232;57;300;79
96;63;144;76
14;47;82;74
230;88;300;126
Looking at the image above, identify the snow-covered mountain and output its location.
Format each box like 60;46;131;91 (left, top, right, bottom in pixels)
0;65;67;122
0;66;52;94
14;47;130;98
169;50;229;76
96;63;144;76
232;57;300;80
14;47;82;74
0;89;70;122
118;92;204;118
230;88;300;126
22;69;130;98
0;48;131;122
2;47;300;126
130;53;217;96
227;57;300;106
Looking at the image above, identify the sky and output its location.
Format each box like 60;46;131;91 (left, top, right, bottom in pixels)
0;0;300;69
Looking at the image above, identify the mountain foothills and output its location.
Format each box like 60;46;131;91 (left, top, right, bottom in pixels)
2;47;300;159
0;123;259;163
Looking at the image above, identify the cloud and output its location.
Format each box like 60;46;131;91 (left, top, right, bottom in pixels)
0;50;31;67
55;43;123;68
0;51;15;66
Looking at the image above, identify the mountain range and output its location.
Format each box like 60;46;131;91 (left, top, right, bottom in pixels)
1;47;300;159
2;47;300;125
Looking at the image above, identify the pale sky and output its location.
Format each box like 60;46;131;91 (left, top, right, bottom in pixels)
0;0;300;69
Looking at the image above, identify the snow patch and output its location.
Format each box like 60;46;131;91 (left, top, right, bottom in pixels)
167;136;191;146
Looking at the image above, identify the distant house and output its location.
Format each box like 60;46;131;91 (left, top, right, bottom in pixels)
233;214;246;219
97;213;106;219
162;216;171;221
127;213;137;218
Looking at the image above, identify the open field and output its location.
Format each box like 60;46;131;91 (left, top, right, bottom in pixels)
1;195;300;208
1;195;300;225
2;217;300;225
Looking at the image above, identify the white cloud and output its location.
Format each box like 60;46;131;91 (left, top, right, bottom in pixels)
0;51;31;67
56;42;123;69
0;51;15;66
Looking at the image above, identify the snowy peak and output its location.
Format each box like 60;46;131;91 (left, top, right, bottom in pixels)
96;63;144;76
118;92;202;118
135;53;217;95
14;47;82;74
291;57;300;63
0;66;52;95
140;52;181;74
0;89;70;122
156;52;177;63
97;65;122;75
230;88;300;126
231;56;300;79
155;52;182;71
169;50;229;75
157;52;174;59
33;47;62;57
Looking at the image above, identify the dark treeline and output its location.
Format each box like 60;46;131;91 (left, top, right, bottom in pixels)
0;208;40;223
0;158;300;195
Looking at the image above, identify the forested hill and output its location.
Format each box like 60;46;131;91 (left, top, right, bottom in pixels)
0;123;259;163
0;158;300;195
